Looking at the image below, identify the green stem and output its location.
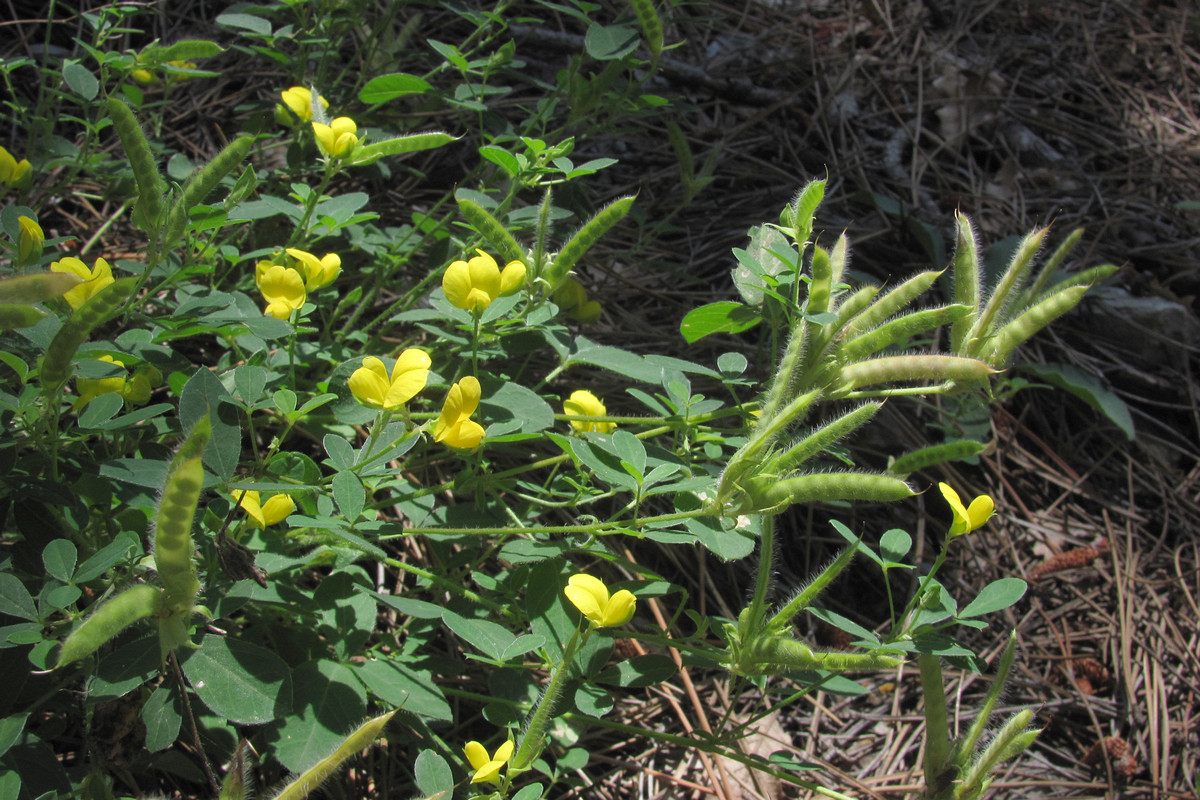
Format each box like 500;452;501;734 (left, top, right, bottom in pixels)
741;515;775;638
919;653;952;793
511;626;584;770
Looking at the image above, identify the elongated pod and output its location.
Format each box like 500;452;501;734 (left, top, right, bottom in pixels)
736;636;902;675
40;278;136;397
981;285;1089;367
455;195;526;266
107;98;166;230
272;710;396;800
55;584;162;669
544;195;635;290
163;135;254;246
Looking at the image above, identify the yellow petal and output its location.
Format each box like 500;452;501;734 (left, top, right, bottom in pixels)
966;494;994;531
442;259;474;309
260;494;296;526
349;357;391;408
564;573;609;624
237;490;267;528
602;589;637;627
384;349;431;408
499;260;526;295
463;741;489;770
493;740;514;763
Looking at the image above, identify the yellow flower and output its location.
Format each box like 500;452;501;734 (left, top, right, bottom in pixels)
17;215;44;266
564;573;636;628
131;68;157;84
563;389;614;434
279;86;328;123
234;490;296;528
463;739;513;784
348;351;432;410
256;263;306;319
552;278;602;323
0;146;31;188
50;256;115;310
434;376;485;449
938;482;995;537
312;117;358;158
442;250;526;312
123;363;162;405
285;247;341;290
74;356;128;409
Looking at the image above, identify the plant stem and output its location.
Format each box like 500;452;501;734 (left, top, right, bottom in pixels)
511;626;583;770
919;652;952;795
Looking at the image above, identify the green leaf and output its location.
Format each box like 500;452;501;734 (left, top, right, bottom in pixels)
149;40;225;63
879;529;912;563
0;574;37;621
414;750;453;799
352;659;452;722
958;578;1028;619
270;660;366;772
1019;362;1135;441
442;611;516;661
0;714;29;760
216;12;272;36
479;145;520;177
182;636;292;725
42;540;77;584
323;434;355;471
332;471;365;523
584;24;639;60
63;61;99;100
593;655;676;688
612;430;646;479
574;682;614;716
141;685;182;752
359;73;433;103
807;608;880;646
87;635;160;702
179;367;242;480
480;379;554;435
680;301;762;343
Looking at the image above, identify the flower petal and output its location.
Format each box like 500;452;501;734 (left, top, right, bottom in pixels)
565;573;609;623
463;741;489;770
493;740;514;763
261;494;296;526
966;494;994;531
602;589;637;627
442;259;473;309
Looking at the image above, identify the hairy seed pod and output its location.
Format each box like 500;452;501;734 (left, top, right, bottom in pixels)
888;439;987;476
841;304;972;361
832;284;879;331
0;272;81;305
1023;227;1084;304
828;232;848;288
767;541;859;630
746;471;914;514
55;584;162;669
40;278;136;396
107;98;166;230
963;226;1048;357
982;285;1088;366
628;0;663;61
164;135;254;246
454;195;526;266
839;354;995;390
1032;263;1117;305
738;635;903;675
544;195;635;291
155;455;204;605
808;246;832;315
845;269;943;340
273;710;396;800
772;402;880;474
950;211;980;352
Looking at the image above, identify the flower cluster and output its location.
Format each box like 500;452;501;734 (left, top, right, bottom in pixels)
0;145;31;190
939;483;994;537
563;390;614;433
75;355;161;409
50;257;115;310
313;117;358;159
254;248;341;319
564;573;636;628
442;249;525;312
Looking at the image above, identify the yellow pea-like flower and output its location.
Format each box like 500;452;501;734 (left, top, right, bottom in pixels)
442;249;526;312
552;278;602;323
563;389;614;433
50;256;115;310
131;68;157;84
938;482;995;537
285;247;341;290
17;215;44;266
235;490;296;528
348;350;432;410
0;145;31;188
279;86;328;123
434;376;485;449
256;263;306;319
312;117;358;158
463;739;513;784
564;573;636;628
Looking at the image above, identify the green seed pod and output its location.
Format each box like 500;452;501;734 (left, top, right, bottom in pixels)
1022;227;1083;305
737;635;902;675
273;710;397;800
888;439;987;476
55;584;162;669
838;354;995;391
840;304;972;361
0;272;81;305
831;284;879;331
745;471;914;515
0;304;46;330
39;277;137;396
770;402;881;475
828;232;848;288
628;0;663;62
963;226;1048;357
1030;263;1117;304
531;188;554;282
950;211;980;353
455;194;526;266
164;135;254;246
781;179;824;246
155;455;204;605
107;98;166;231
544;195;636;291
958;709;1037;798
844;269;943;340
981;285;1088;367
218;741;251;800
765;540;859;632
808;245;832;315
